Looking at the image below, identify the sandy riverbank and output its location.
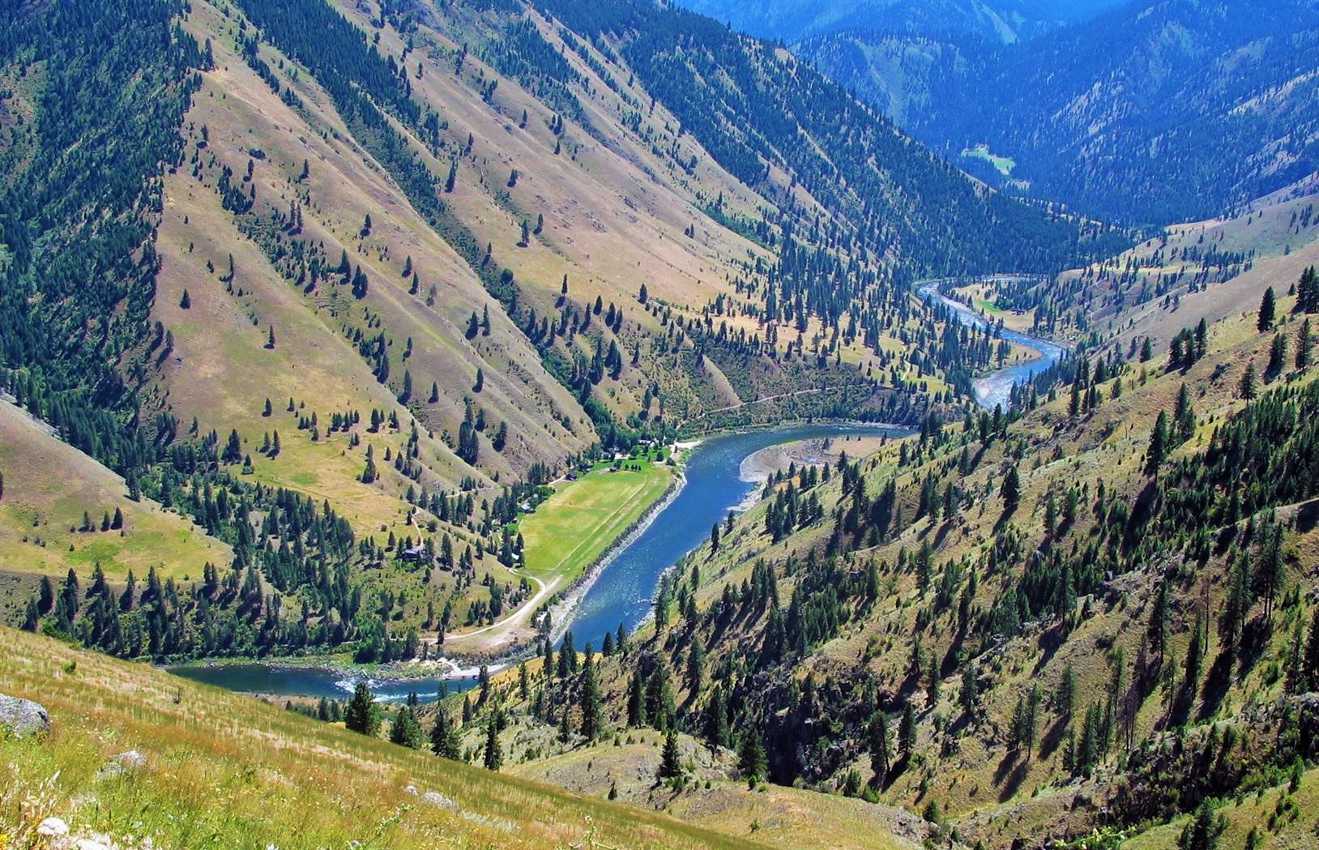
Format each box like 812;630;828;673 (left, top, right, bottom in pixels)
739;432;892;487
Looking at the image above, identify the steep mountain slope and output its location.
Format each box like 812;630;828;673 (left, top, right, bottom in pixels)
984;179;1319;350
3;0;1122;665
674;0;1125;43
536;0;1119;276
940;0;1319;224
798;0;1319;224
452;245;1319;848
0;626;763;850
792;30;976;130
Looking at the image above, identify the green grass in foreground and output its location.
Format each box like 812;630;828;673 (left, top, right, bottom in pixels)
517;462;673;585
0;627;761;850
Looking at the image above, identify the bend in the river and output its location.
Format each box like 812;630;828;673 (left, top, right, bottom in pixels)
171;279;1068;700
918;278;1067;411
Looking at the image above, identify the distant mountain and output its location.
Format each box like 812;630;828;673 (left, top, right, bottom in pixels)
792;30;978;129
672;0;1126;43
796;0;1319;224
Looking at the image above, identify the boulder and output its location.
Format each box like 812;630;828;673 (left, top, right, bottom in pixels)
403;784;458;811
0;693;50;737
421;790;458;810
98;749;147;779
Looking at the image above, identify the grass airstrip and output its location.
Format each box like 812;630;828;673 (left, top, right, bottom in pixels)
517;457;674;587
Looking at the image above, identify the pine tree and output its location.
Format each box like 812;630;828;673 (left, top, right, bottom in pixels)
179;289;191;309
1145;411;1170;475
737;729;767;787
959;665;978;718
686;637;706;690
1000;464;1020;514
361;445;378;483
579;654;602;741
868;710;891;786
703;685;730;750
898;702;917;759
658;728;683;780
1266;333;1288;379
430;707;461;758
1255;523;1284;623
627;672;646;727
1056;664;1077;720
1298;319;1313;369
389;705;423;749
1177;800;1226;850
557;702;572;743
1298;266;1317;312
482;718;502;770
37;576;54;615
1010;693;1028;752
1239;362;1257;400
1173;384;1196;442
345;683;379;735
1257;287;1276;331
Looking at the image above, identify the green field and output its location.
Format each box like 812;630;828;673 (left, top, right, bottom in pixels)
518;462;673;585
961;143;1016;177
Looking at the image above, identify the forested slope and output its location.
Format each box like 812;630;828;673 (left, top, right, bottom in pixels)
2;0;1122;665
796;0;1319;225
464;260;1319;849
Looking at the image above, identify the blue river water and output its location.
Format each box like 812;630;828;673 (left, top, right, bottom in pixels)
919;282;1065;411
564;422;909;653
168;423;907;700
169;662;475;702
171;285;1062;701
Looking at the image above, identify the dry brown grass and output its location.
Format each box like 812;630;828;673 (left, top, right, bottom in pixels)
0;627;766;850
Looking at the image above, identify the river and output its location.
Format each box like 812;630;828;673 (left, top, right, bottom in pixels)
919;280;1065;411
169;423;909;701
172;283;1062;701
561;422;909;653
169;661;474;702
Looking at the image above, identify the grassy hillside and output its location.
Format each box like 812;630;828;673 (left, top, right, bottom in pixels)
0;399;230;585
448;253;1319;848
2;0;1125;664
0;626;767;850
514;728;930;850
987;183;1319;353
